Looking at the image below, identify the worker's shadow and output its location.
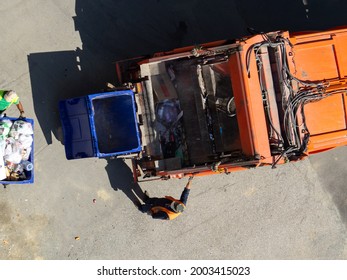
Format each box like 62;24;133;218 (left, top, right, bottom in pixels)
104;158;146;208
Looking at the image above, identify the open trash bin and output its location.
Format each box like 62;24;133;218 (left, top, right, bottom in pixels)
0;117;34;185
59;90;142;160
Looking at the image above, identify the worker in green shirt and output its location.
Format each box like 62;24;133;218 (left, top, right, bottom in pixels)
0;90;25;118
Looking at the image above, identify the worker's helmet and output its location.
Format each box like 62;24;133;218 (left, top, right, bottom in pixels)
4;90;18;102
170;201;185;213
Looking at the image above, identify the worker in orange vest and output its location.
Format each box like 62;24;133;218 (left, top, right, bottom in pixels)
139;176;194;220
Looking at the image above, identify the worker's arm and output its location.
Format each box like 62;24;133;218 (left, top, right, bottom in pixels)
16;101;25;118
179;176;193;205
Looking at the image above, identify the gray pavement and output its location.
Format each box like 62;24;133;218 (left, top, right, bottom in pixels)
0;0;346;260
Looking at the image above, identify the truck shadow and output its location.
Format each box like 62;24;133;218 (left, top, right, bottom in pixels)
104;158;146;208
234;0;347;32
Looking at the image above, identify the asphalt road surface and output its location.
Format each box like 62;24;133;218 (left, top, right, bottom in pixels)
0;0;346;259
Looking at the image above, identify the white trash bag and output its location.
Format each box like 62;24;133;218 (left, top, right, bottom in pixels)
9;120;34;139
0;119;13;140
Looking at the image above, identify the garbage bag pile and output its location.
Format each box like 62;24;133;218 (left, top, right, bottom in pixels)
155;99;187;162
0;119;33;181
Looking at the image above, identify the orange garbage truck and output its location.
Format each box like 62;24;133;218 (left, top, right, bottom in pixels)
59;26;347;182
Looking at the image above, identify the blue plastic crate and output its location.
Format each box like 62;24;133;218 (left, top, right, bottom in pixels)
0;117;34;185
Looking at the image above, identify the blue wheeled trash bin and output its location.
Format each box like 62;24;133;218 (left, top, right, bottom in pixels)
59;90;142;160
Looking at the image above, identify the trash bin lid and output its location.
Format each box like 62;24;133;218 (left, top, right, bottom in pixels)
59;96;96;159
